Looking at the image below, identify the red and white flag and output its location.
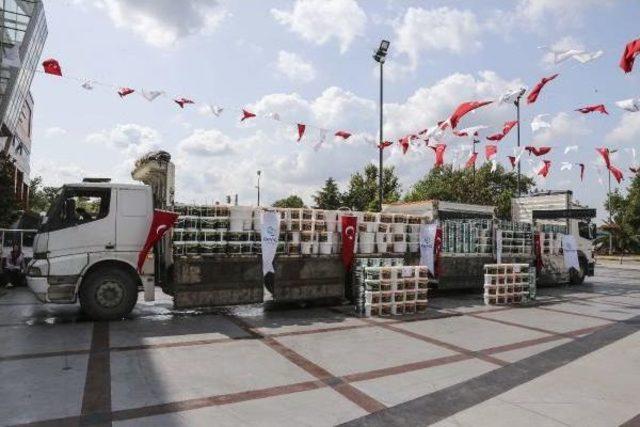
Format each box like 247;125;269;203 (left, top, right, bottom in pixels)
137;209;179;272
527;74;558;104
378;140;393;149
42;58;62;76
486;120;518;141
537;160;552;178
335;130;352;140
485;144;497;160
620;38;640;73
596;147;611;168
398;136;410;154
118;87;135;98
341;215;357;270
576;104;608;115
431;144;447;167
175;98;195;108
448;100;493;129
525;146;552;157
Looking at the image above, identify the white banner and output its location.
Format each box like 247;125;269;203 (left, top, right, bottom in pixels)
419;223;438;274
260;210;280;276
562;234;580;271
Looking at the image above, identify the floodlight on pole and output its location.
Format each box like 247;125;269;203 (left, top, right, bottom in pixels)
373;40;390;211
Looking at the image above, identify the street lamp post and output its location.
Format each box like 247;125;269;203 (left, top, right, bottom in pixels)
608;168;612;255
373;40;390;212
513;89;525;196
256;170;261;207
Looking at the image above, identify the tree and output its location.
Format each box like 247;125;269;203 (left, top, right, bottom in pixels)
599;173;640;256
0;152;19;227
29;176;59;214
272;195;305;208
404;164;535;219
342;164;401;212
312;177;343;209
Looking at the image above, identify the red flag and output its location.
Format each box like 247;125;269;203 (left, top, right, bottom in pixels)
42;58;62;76
609;165;624;183
537;160;552;178
578;163;585;181
241;109;256;121
453;130;468;137
596;147;611;168
527;74;559;104
525;146;552;157
465;152;478;169
341;215;357;270
448;100;493;129
335;130;352;140
297;124;306;142
174;98;195;108
576;104;609;115
434;227;443;278
118;87;135;98
398;136;409;154
431;144;447;167
486;120;518;142
378;140;393;149
620;38;640;73
485;144;497;160
137;209;179;273
507;156;517;170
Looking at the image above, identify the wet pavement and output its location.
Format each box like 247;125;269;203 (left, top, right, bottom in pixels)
1;265;639;426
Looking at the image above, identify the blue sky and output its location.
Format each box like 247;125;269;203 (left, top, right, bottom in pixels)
31;0;640;220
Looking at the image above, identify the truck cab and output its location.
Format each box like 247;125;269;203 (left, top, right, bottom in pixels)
27;179;157;319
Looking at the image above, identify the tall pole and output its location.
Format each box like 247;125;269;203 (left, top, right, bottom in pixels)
515;97;522;196
378;60;384;212
256;170;261;207
608;169;612;255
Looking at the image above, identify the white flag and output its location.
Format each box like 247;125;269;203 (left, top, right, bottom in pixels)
81;80;95;90
564;145;578;154
615;98;640;112
572;50;603;64
531;114;551;133
513;147;525;165
313;130;328;152
260;210;280;276
498;87;527;104
141;90;164;102
3;44;21;68
419;223;438;275
490;159;498;173
560;161;573;171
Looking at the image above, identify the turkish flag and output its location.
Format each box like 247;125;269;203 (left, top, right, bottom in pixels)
335;130;352;140
174;98;194;108
487;120;518;141
241;109;256;121
620;38;640;73
137;209;179;272
596;147;611;168
118;87;135;98
399;136;410;154
537;160;552;178
525;146;552;157
297;124;306;142
341;215;357;270
465;152;478;169
485;144;497;160
434;227;443;278
576;104;608;115
507;156;517;170
449;100;492;129
42;58;62;76
527;74;558;104
378;140;393;149
431;143;447;166
609;165;624;183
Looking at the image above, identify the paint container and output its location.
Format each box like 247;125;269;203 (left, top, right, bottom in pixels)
416;301;428;312
379;213;393;224
314;220;327;232
392;303;405;316
380;280;393;292
405;291;416;302
417;278;429;290
302;209;313;220
393;291;405;303
404;278;417;291
417;291;428;301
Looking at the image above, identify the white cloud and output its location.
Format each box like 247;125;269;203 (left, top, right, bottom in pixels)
177;129;234;157
532;112;592;146
276;50;316;83
31;159;86;187
44;126;67;138
97;0;228;48
393;7;482;69
271;0;366;53
606;113;640;146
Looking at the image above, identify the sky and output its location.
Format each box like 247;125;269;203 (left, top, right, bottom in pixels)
30;0;640;221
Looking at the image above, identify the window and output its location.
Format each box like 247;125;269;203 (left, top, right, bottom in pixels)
578;221;595;240
45;187;111;232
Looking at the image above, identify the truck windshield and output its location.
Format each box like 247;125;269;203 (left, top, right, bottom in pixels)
40;187;111;232
578;221;595;240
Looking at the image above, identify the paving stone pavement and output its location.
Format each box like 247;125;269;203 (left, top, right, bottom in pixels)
1;265;639;426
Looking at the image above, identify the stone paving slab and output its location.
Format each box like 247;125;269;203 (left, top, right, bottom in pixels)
276;326;456;377
0;354;88;425
392;315;551;352
477;307;611;334
492;338;572;363
540;299;639;321
240;307;369;336
113;387;368;427
110;340;315;411
0;322;92;358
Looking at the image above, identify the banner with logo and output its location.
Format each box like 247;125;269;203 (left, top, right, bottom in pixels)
260;210;280;276
341;215;357;270
419;223;438;275
562;234;580;271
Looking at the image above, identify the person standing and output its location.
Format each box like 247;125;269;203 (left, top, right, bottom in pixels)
4;243;25;288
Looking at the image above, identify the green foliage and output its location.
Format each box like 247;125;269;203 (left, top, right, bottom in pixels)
272;195;305;208
29;176;59;214
342;164;401;212
404;164;535;219
0;152;19;227
600;173;640;255
312;177;343;210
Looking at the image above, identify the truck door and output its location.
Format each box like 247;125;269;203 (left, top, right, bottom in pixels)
44;187;116;277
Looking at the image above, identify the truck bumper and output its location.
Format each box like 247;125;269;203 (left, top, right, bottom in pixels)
587;261;595;277
27;276;49;302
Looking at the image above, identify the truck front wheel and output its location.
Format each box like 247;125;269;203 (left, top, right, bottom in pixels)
79;267;138;320
569;257;588;286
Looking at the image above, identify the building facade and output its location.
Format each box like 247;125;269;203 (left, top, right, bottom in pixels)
1;0;47;208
